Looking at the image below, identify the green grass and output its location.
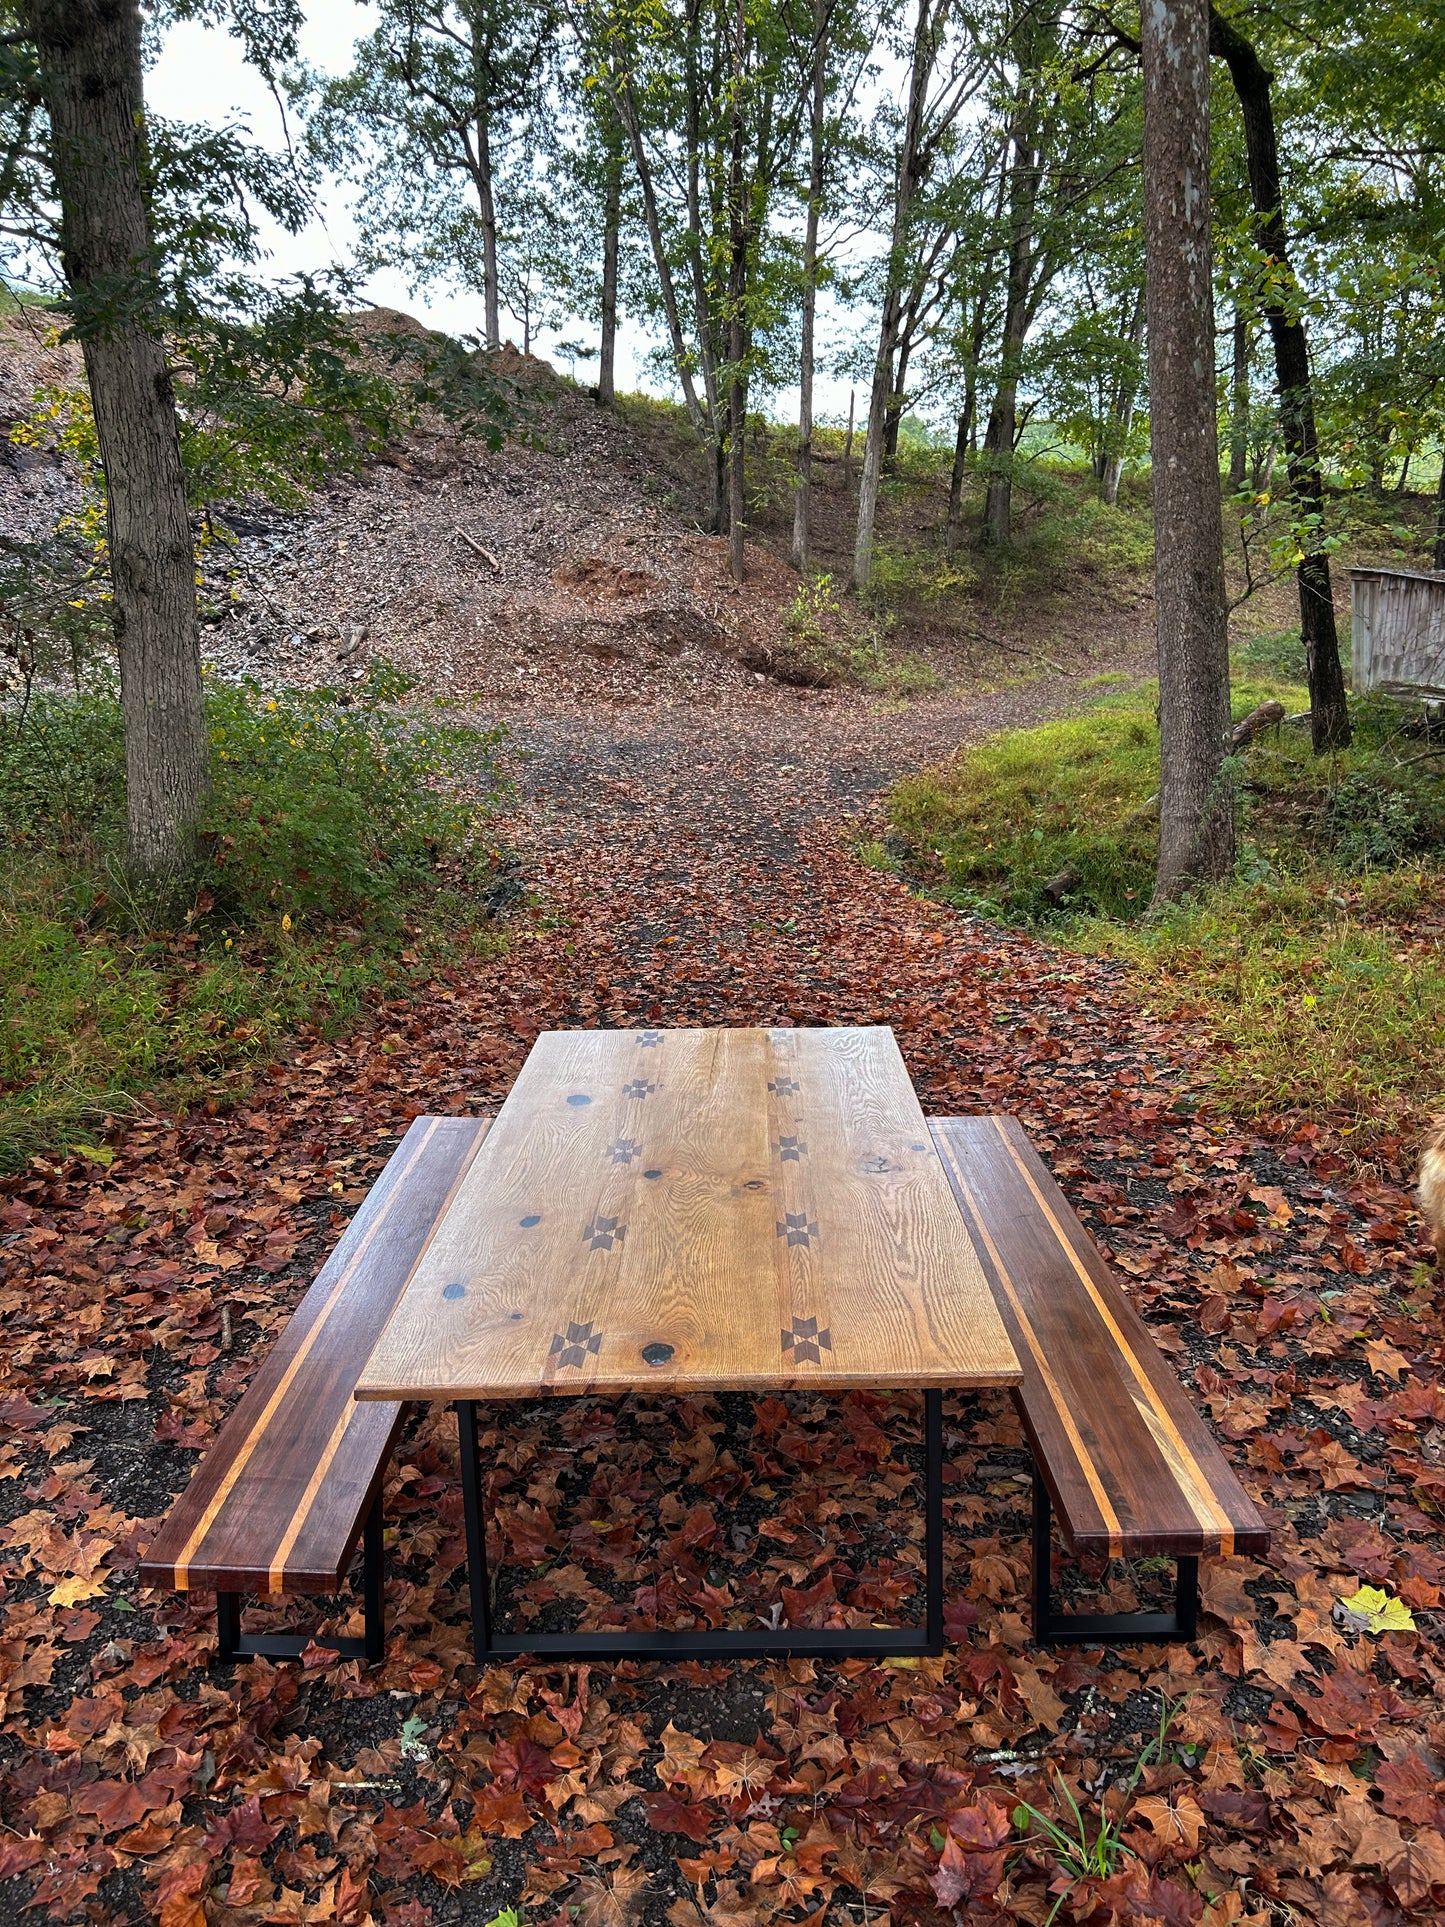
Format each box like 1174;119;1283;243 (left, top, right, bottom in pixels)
887;677;1445;1140
1112;869;1445;1139
0;668;511;1170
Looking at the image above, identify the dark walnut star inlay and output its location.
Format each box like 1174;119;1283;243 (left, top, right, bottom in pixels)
582;1215;627;1251
636;1030;663;1047
768;1077;800;1097
776;1210;818;1248
622;1079;657;1100
606;1137;643;1164
781;1316;832;1364
549;1321;604;1368
775;1135;807;1162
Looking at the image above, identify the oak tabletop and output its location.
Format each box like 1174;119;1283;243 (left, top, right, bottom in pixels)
355;1026;1021;1402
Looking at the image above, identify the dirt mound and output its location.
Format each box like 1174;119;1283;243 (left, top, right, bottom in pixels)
0;301;808;705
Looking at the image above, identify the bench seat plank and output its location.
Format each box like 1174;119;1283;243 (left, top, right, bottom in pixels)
931;1114;1267;1560
140;1114;492;1597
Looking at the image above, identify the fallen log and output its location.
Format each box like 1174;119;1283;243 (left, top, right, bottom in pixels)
1230;698;1286;747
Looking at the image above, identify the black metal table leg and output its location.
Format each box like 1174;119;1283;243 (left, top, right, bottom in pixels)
363;1491;386;1663
457;1399;493;1665
217;1590;241;1663
458;1390;949;1663
1030;1469;1200;1647
924;1388;944;1655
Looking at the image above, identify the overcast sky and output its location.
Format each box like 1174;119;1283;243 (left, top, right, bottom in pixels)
146;3;863;426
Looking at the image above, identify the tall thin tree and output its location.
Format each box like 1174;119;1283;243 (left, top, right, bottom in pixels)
1141;0;1234;903
1209;7;1349;751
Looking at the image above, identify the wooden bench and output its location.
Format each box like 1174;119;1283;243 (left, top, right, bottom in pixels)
139;1113;493;1662
930;1114;1268;1644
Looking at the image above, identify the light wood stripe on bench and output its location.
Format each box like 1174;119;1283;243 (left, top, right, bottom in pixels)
139;1114;492;1598
936;1135;1126;1555
930;1115;1268;1560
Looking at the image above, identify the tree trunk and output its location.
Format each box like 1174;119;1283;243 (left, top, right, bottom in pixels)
1227;306;1248;490
853;0;939;592
598;134;621;408
1101;284;1146;506
843;387;855;493
944;394;973;552
883;333;912;467
981;95;1041;548
791;0;826;574
609;73;707;440
725;0;748;583
1209;6;1350;751
475;116;501;352
1143;0;1234;904
24;0;205;890
1435;454;1445;572
683;0;725;533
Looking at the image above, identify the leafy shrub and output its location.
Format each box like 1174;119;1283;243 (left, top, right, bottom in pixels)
0;665;510;1168
0;662;508;932
1321;772;1425;870
202;663;507;927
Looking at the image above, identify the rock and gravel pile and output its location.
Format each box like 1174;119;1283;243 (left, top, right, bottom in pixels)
0;307;803;707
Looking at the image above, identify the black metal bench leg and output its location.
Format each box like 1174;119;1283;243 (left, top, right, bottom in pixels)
212;1493;387;1665
1030;1470;1200;1647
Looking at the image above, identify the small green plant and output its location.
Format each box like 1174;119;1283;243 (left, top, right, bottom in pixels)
783;571;842;648
1011;1695;1188;1925
1012;1772;1137;1923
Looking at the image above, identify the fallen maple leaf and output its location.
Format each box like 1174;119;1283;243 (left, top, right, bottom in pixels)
1130;1792;1205;1856
1334;1585;1416;1636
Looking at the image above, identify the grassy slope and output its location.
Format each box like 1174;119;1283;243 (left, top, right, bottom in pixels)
887;662;1445;1148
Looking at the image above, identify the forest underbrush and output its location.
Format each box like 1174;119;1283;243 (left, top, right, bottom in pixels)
0;666;511;1170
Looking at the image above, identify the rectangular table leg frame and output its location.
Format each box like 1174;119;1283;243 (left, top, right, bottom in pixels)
1032;1472;1198;1646
457;1393;946;1662
215;1495;386;1664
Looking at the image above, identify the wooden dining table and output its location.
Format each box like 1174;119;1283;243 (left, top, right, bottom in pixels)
355;1025;1021;1659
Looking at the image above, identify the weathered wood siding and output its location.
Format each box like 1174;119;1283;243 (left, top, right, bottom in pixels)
1350;567;1445;699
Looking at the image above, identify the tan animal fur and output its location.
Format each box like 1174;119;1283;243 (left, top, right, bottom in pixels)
1419;1122;1445;1267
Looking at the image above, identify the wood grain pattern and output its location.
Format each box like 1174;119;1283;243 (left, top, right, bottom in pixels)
357;1028;1020;1401
139;1114;492;1596
930;1115;1268;1559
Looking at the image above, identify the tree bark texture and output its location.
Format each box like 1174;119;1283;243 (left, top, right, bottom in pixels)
1435;455;1445;572
791;0;826;573
23;0;205;887
1209;6;1350;751
1227;306;1248;490
598;135;621;408
853;0;940;591
473;107;502;351
1142;0;1235;903
981;92;1041;548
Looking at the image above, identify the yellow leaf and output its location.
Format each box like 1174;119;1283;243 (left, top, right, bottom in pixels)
69;1142;115;1167
1335;1585;1415;1635
49;1574;107;1607
281;913;292;931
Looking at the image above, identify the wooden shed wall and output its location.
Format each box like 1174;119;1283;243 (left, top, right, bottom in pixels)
1350;568;1445;699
